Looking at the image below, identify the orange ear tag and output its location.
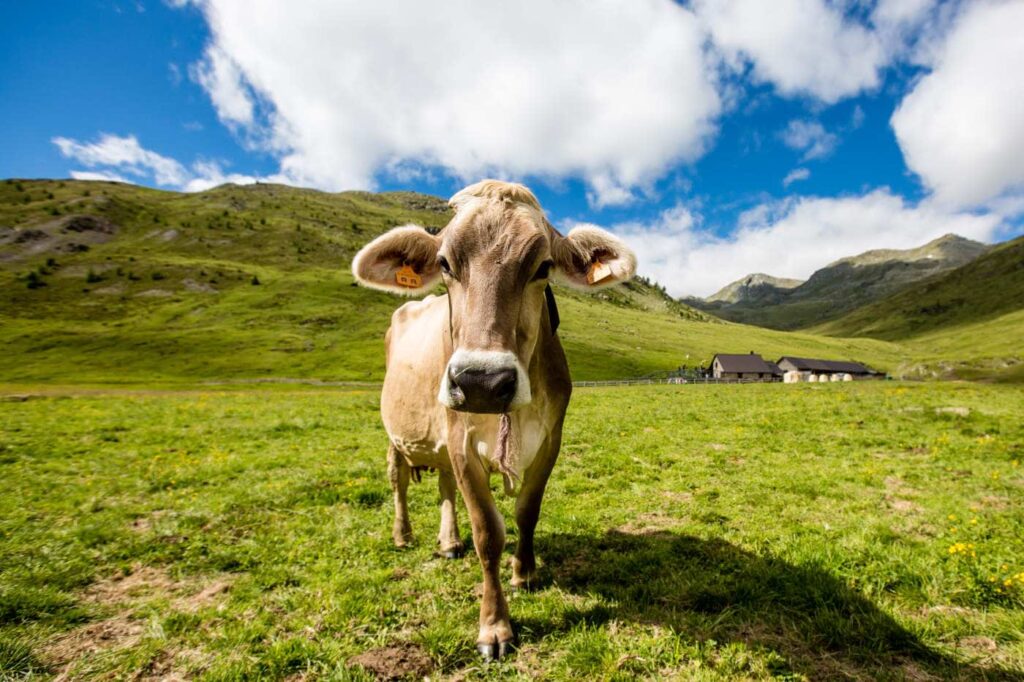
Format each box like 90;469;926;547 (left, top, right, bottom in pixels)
395;264;422;289
586;260;613;285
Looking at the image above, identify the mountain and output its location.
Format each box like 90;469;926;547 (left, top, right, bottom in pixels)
0;179;903;384
688;234;989;330
816;235;1024;382
703;273;804;305
816;234;1024;340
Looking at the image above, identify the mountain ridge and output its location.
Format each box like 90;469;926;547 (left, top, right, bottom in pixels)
687;234;989;330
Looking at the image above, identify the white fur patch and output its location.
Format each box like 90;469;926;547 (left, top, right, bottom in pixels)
438;349;532;410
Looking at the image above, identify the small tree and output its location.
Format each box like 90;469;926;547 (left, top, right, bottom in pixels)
251;275;261;286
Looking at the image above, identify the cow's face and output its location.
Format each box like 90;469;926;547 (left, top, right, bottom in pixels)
353;180;636;414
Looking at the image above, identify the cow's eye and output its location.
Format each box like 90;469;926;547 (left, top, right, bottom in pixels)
438;256;453;277
532;260;553;281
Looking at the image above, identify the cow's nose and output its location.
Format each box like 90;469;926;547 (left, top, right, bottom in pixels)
447;366;517;414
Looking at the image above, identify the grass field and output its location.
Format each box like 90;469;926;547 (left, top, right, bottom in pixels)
2;382;1023;680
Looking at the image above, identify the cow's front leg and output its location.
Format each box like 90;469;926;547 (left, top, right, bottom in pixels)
387;443;413;547
449;432;514;660
437;469;464;558
511;468;549;590
511;439;558;590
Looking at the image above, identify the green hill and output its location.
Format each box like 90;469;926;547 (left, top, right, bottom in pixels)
0;179;908;384
815;235;1024;381
689;235;988;330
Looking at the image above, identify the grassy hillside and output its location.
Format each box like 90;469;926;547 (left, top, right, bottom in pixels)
812;236;1024;382
691;235;988;331
0;179;904;383
817;235;1024;341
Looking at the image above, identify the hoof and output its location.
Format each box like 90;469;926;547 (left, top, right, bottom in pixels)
477;638;515;661
434;543;465;559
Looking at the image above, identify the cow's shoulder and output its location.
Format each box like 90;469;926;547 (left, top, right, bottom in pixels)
390;294;445;330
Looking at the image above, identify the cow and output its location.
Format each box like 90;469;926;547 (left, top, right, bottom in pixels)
351;180;636;659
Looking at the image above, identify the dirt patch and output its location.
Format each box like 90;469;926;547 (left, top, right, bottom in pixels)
43;566;235;678
183;578;233;612
94;283;125;296
182;278;218;294
46;615;146;680
935;406;970;417
616;511;681;535
887;498;922;513
136;288;175;298
83;566;181;605
63;215;116;234
958;636;998;653
0;214;118;262
348;642;433;680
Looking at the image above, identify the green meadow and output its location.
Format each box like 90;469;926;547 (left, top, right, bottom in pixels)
2;381;1022;680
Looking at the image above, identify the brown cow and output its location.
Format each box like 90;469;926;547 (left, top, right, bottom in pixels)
352;180;636;659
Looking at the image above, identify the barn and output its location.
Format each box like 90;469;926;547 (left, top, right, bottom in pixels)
711;353;783;381
776;356;880;381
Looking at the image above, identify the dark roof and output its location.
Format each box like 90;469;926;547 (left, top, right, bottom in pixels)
713;353;775;373
765;361;783;376
777;356;875;374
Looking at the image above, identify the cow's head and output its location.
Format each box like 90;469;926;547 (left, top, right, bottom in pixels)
353;180;636;414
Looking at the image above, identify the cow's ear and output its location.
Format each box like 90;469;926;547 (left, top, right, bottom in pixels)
352;225;442;295
551;225;637;290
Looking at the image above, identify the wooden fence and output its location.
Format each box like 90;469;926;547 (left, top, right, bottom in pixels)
572;376;779;387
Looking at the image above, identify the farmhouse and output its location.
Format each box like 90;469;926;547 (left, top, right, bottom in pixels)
711;352;782;380
777;356;880;381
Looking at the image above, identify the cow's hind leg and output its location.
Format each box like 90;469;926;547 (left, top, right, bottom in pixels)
387;443;413;547
437;469;464;558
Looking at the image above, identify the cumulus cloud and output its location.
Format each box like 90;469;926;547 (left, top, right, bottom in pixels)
779;120;839;161
189;45;254;126
53;133;188;186
593;189;1003;298
782;167;810;187
181;0;720;205
53;133;284;191
892;0;1024;210
695;0;885;102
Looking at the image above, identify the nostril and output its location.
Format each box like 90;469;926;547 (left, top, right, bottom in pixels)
493;369;517;402
447;366;466;405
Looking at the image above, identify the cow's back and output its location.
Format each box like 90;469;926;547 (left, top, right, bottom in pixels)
380;294;451;469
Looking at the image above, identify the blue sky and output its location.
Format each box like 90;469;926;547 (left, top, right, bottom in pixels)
2;0;1022;296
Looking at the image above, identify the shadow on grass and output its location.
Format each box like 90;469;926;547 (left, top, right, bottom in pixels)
523;530;1023;680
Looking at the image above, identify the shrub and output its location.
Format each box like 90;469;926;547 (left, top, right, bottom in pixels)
25;272;45;289
85;270;103;284
251;275;261;286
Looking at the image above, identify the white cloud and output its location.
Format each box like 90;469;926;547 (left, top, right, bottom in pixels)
189;45;254;126
53;133;188;186
892;0;1024;210
779;120;838;161
69;170;132;183
782;167;810;187
53;133;285;192
695;0;885;102
598;189;1003;298
181;0;720;204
